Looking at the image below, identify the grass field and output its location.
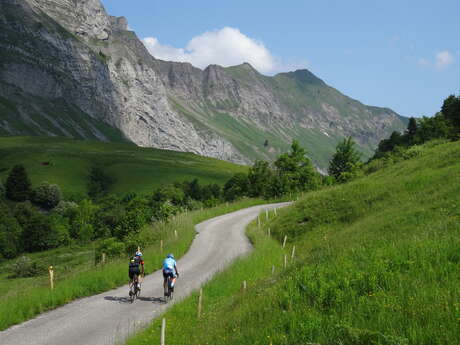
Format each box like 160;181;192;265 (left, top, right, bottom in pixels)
0;198;268;330
126;140;460;345
0;136;247;197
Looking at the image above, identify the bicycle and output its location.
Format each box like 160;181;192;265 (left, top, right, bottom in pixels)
129;275;141;303
164;275;177;301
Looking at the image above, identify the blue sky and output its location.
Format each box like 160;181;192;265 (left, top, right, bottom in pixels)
102;0;459;118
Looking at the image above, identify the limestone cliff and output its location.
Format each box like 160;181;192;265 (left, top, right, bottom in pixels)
0;0;406;169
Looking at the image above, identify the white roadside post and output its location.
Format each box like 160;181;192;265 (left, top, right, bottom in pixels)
291;245;296;261
161;318;166;345
48;266;54;290
282;235;287;249
198;288;203;319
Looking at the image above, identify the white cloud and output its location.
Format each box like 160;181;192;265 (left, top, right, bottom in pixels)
142;27;307;74
418;58;430;67
435;50;454;70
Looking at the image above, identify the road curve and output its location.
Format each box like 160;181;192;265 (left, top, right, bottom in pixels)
0;202;290;345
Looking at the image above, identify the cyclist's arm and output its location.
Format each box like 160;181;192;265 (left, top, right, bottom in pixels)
174;264;179;276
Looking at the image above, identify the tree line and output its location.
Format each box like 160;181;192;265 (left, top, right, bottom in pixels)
0;140;329;260
373;94;460;158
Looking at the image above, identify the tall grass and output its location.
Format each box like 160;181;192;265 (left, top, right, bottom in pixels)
125;210;285;345
125;140;460;345
0;198;266;330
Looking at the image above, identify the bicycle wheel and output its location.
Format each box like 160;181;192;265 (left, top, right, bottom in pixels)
129;285;135;303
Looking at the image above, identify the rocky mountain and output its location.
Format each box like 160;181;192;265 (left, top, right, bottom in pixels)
0;0;407;170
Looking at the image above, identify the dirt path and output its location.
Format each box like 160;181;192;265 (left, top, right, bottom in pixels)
0;202;289;345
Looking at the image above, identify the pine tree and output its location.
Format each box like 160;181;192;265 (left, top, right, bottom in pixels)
5;165;32;202
407;117;418;137
328;137;362;182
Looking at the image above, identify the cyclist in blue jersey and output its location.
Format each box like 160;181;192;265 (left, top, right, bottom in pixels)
162;253;179;293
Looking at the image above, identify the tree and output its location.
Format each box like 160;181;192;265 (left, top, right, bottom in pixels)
13;202;60;252
414;113;454;143
328;137;362;183
406;117;418;138
274;140;318;192
223;173;249;201
441;94;460;130
247;160;273;197
87;167;114;199
5;165;32;202
0;202;23;259
32;182;62;209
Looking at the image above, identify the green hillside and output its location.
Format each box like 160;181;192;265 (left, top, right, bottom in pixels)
127;139;460;345
170;65;406;170
0;137;247;197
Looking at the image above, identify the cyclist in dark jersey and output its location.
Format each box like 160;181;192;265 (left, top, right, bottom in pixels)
128;251;144;292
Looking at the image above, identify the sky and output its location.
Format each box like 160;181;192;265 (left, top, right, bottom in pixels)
101;0;459;118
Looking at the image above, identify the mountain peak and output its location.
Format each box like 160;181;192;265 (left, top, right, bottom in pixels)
277;69;325;86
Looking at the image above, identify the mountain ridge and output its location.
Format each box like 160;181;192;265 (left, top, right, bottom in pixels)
0;0;407;169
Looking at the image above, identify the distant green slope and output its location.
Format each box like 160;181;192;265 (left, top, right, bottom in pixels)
0;137;247;197
170;64;406;170
128;140;460;345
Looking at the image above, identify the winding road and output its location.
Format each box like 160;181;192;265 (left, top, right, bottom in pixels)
0;203;289;345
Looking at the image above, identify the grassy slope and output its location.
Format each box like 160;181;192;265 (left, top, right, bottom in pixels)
172;65;403;170
0;136;247;197
0;198;267;330
127;140;460;345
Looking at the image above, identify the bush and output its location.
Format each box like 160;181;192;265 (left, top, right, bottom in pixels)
0;203;23;259
32;182;62;209
53;200;79;214
95;238;125;262
5;165;32;202
13;202;61;252
8;256;47;278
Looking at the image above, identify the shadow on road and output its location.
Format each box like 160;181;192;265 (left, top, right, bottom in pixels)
104;296;131;304
104;296;166;304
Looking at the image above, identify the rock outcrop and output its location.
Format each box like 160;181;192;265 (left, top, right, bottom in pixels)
0;0;407;169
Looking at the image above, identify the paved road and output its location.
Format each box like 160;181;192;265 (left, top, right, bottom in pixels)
0;203;289;345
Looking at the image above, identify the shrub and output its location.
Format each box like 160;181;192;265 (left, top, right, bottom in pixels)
95;238;125;262
0;203;23;259
32;182;62;209
5;165;32;202
8;256;47;278
13;202;60;252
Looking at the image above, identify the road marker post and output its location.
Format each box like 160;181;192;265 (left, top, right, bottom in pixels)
243;280;247;291
282;235;287;249
268;227;271;237
174;230;178;238
101;252;106;264
161;318;166;345
291;245;296;261
198;288;203;319
160;240;163;253
48;266;54;290
284;254;287;269
257;216;261;228
272;265;275;274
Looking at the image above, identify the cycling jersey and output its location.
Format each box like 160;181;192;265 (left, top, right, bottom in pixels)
129;256;144;272
162;257;176;272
